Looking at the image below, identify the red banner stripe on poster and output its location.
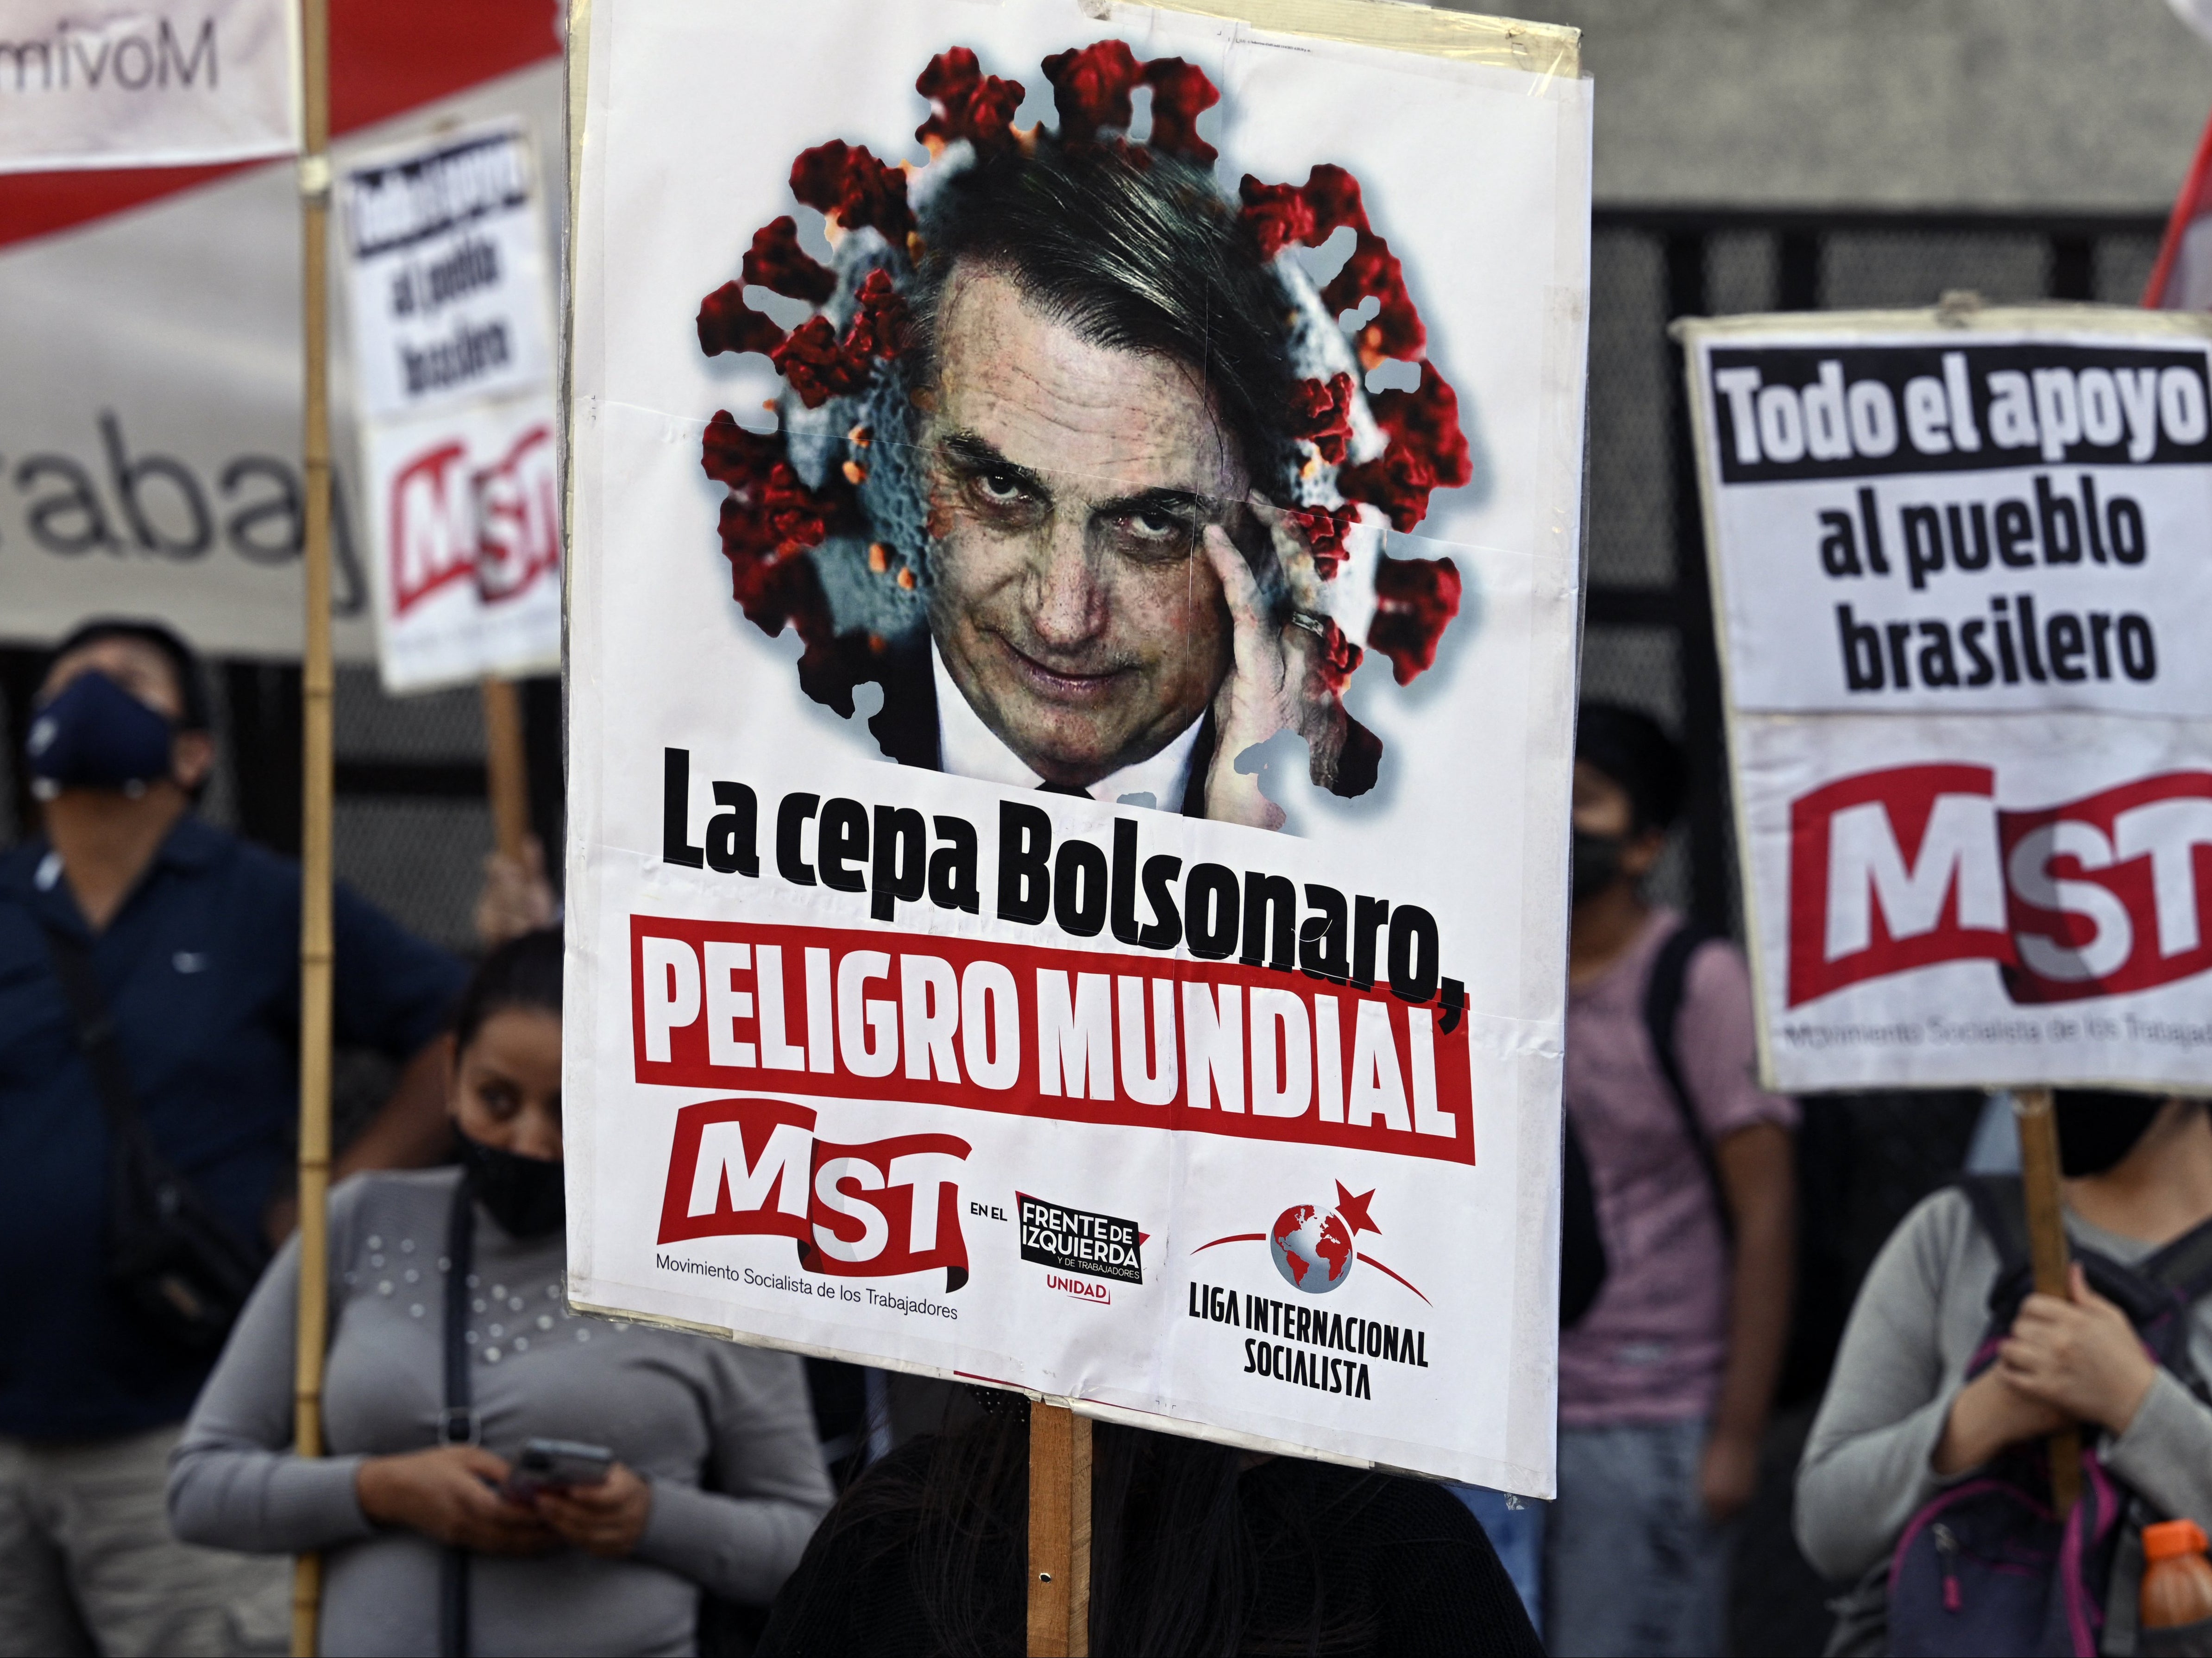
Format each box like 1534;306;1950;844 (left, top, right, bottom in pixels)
628;915;1477;1166
2147;106;2212;310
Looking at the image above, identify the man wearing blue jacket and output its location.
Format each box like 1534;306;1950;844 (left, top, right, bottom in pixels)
0;619;467;1657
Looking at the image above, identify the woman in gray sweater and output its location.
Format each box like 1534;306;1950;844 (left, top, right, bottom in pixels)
1797;1091;2212;1594
169;930;834;1656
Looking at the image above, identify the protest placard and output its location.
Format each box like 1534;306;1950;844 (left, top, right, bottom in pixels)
0;0;297;174
563;0;1589;1491
343;120;556;423
342;119;561;692
1681;306;2212;1096
354;394;562;692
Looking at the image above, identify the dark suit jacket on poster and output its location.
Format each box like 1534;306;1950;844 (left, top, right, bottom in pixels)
866;634;1218;817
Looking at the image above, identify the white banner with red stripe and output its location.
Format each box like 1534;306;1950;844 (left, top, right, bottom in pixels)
0;0;563;660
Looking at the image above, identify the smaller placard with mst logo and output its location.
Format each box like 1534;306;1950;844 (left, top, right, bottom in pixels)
1682;305;2212;1093
340;116;563;693
1018;1193;1143;1285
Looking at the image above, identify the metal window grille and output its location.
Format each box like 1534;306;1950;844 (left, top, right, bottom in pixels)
1583;207;2165;936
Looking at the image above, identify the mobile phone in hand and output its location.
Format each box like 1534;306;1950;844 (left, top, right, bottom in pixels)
500;1438;614;1502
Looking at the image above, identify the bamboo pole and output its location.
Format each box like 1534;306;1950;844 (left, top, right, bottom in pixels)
479;678;532;862
290;0;334;1649
1027;1403;1093;1658
2012;1086;2082;1517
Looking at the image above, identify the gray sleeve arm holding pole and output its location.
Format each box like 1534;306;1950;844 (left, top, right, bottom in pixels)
1794;1191;1977;1581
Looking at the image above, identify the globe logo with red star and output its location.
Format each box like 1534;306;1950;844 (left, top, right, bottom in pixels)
1194;1183;1428;1304
1268;1183;1379;1295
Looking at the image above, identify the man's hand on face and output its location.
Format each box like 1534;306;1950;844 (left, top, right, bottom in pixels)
1200;522;1304;831
1198;500;1353;829
922;270;1360;818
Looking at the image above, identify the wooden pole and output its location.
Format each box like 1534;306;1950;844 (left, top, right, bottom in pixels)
2013;1086;2082;1516
479;678;532;862
291;0;334;1650
1027;1403;1093;1658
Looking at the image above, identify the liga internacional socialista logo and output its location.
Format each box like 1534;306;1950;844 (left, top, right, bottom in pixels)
1187;1184;1432;1402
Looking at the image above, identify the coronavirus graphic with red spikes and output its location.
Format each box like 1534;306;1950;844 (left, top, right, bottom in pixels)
693;40;1470;795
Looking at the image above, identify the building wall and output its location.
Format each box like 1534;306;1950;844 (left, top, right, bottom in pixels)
1458;0;2212;210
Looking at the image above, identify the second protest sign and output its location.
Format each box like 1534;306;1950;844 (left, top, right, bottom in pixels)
1681;304;2212;1095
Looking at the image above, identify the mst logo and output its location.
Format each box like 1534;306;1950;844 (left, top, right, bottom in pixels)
657;1098;971;1291
388;424;559;615
1790;765;2212;1006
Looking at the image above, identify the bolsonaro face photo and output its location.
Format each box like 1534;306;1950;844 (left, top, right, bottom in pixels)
918;261;1246;794
897;141;1368;828
692;49;1479;831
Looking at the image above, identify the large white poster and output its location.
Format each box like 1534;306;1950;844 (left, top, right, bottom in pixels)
0;0;297;174
565;0;1590;1491
1684;308;2212;1094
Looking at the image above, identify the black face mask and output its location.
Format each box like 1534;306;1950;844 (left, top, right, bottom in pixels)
457;1130;566;1238
2055;1089;2166;1178
1571;830;1626;905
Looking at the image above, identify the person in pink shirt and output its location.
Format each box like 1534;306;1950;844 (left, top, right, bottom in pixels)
1546;703;1797;1658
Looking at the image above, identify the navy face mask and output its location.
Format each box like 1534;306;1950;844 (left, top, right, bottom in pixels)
25;671;176;799
457;1129;566;1239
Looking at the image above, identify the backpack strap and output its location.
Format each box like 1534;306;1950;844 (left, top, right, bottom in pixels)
1960;1174;2212;1399
439;1177;478;1658
1956;1174;2034;1284
2105;1213;2212;1404
1954;1174;2041;1350
1559;1114;1609;1328
1955;1169;2212;1307
2142;1213;2212;1305
1641;921;1733;1242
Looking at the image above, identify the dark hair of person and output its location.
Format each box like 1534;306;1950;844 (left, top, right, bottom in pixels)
2052;1088;2205;1136
907;139;1298;492
452;928;563;1054
795;1398;1376;1656
50;616;214;733
1575;700;1687;835
2053;1086;2164;1117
